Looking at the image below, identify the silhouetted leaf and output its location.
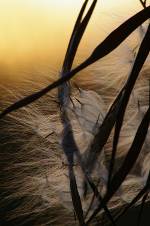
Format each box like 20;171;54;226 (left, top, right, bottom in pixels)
69;165;86;226
62;127;86;226
59;1;115;224
62;0;97;72
59;2;99;225
107;23;150;188
60;0;97;106
140;0;147;8
86;107;150;224
62;0;92;72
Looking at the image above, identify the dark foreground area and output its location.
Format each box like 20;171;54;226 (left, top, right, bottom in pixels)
0;201;150;226
117;202;150;226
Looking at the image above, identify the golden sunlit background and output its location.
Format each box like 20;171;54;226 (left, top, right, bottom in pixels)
0;0;143;85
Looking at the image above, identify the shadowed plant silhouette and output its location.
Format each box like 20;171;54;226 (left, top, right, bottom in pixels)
0;0;150;226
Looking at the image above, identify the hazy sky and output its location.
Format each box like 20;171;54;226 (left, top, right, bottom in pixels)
0;0;143;82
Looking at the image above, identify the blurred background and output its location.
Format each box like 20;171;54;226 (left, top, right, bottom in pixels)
0;0;143;85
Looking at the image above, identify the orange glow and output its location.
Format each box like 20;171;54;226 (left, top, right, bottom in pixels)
0;0;142;82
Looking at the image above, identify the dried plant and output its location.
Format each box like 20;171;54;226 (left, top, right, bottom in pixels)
0;1;150;226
